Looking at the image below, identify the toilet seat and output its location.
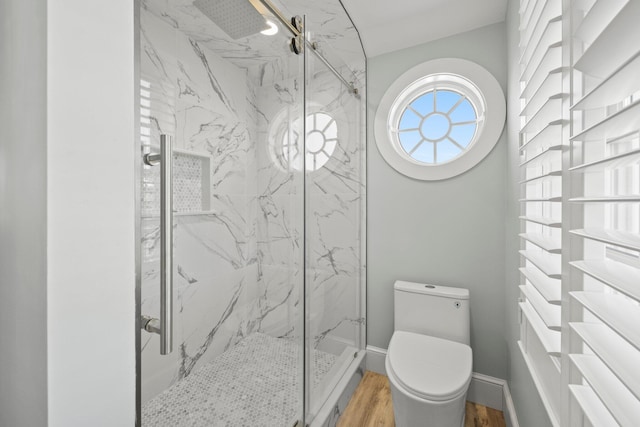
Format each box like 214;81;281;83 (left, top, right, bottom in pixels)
387;331;473;402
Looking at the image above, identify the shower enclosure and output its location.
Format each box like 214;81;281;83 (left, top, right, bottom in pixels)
135;0;366;425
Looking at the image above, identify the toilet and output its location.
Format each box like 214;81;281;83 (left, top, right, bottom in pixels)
385;280;473;427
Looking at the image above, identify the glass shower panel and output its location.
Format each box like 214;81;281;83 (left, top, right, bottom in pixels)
304;39;366;421
138;1;305;425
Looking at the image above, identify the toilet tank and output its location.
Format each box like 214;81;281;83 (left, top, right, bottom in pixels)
394;280;470;345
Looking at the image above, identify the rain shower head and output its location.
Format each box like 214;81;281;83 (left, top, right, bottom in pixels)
193;0;270;40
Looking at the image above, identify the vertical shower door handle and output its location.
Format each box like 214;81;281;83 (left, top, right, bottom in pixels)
142;134;174;355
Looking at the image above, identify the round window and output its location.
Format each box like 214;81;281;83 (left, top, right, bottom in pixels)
269;110;339;172
375;58;505;180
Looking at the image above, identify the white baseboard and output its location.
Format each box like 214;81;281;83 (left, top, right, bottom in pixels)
502;381;520;427
364;345;387;375
365;345;520;427
467;372;504;410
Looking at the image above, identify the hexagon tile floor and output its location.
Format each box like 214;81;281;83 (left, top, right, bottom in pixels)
142;333;337;426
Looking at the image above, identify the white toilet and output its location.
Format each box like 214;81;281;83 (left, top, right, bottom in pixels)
385;280;473;427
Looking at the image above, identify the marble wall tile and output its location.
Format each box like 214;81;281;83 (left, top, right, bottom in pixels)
177;266;256;377
251;265;302;338
306;68;364;196
309;271;361;349
142;0;365;84
255;76;304;197
257;194;302;268
307;194;361;275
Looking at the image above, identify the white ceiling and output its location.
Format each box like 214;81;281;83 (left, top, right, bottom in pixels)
340;0;508;57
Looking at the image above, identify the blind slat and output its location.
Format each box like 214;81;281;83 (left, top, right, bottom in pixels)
520;121;562;151
519;144;562;167
569;148;640;172
573;0;627;45
519;0;558;40
569;385;619;427
520;285;561;330
520;68;562;100
520;302;561;355
521;18;563;70
518;0;535;18
571;322;640;401
519;233;561;253
520;250;561;278
570;354;640;427
519;196;562;202
521;97;562;135
520;170;562;184
569;195;640;203
570;292;640;350
571;100;640;142
572;51;640;110
570;228;640;252
520;19;562;68
573;0;640;78
519;0;540;32
520;5;562;63
520;267;561;304
519;215;561;228
521;44;562;83
521;91;563;119
570;259;640;303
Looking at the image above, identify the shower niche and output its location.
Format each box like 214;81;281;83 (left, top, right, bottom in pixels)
142;150;212;217
136;0;366;426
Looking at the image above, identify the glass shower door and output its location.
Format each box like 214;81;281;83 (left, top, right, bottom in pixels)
304;35;366;423
137;1;306;425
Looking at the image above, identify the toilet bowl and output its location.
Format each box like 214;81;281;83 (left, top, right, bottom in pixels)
385;331;472;426
386;281;473;427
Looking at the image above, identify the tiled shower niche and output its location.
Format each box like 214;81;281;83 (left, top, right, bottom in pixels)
142;149;212;217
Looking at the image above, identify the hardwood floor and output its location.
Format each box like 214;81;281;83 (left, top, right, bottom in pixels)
337;371;506;427
338;370;395;427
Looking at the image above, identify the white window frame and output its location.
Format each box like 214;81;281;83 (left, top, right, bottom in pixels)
374;58;506;180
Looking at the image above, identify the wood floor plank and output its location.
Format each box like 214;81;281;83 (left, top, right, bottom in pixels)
337;371;395;427
338;371;506;427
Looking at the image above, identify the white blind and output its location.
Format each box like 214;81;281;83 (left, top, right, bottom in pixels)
569;0;640;425
518;0;564;424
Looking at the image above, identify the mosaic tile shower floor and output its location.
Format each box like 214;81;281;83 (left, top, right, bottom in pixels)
142;333;337;426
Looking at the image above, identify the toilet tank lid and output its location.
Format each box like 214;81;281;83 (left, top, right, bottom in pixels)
394;280;469;300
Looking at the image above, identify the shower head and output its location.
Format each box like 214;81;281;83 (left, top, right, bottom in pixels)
193;0;270;40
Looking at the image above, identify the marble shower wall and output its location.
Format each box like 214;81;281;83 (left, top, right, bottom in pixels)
139;0;366;406
139;9;290;403
254;73;305;341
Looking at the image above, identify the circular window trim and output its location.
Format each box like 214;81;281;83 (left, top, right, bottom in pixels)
375;58;505;181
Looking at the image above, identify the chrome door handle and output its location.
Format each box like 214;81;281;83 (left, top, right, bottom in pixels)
142;134;173;355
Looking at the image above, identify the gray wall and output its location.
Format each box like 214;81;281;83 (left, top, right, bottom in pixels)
0;1;48;426
367;22;508;379
504;1;552;426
